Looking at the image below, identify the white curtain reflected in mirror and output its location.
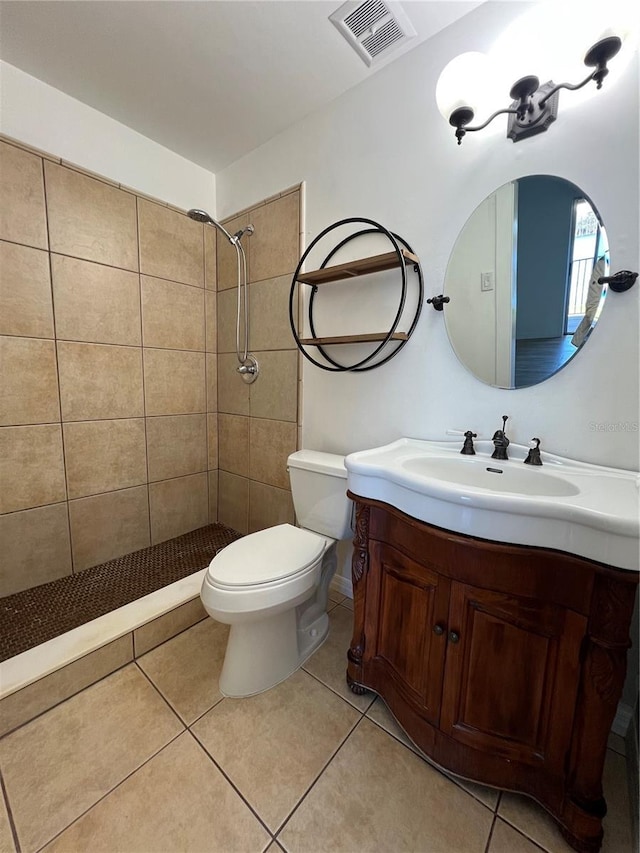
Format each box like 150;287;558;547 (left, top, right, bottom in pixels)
443;176;609;388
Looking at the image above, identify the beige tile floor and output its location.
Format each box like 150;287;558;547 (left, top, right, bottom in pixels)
0;594;634;853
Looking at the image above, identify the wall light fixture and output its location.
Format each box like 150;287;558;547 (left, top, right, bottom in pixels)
437;35;622;145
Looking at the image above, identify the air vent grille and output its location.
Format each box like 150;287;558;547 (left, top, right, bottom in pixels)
362;18;404;58
344;0;388;39
330;0;416;67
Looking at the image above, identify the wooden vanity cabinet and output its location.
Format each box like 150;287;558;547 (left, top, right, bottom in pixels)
346;494;639;853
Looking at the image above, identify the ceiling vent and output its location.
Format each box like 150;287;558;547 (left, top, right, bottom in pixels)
330;0;417;67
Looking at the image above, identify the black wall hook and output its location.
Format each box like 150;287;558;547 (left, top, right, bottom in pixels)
598;270;638;293
427;295;450;311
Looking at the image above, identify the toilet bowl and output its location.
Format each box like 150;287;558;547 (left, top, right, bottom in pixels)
201;450;351;698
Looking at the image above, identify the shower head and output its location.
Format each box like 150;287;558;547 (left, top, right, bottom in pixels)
187;208;213;224
187;208;236;245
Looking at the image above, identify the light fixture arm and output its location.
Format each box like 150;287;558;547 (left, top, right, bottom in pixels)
447;35;623;145
451;74;544;144
538;72;598;109
451;106;520;145
538;36;621;109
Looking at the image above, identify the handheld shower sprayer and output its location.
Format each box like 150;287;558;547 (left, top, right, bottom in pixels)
187;207;258;383
187;208;237;245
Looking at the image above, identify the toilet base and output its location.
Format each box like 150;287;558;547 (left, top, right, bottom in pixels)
219;609;329;698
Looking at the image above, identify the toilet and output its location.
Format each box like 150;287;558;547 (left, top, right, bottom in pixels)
200;450;352;697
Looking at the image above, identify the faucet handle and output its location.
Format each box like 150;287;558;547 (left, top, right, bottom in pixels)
460;430;477;455
501;415;509;433
524;437;543;466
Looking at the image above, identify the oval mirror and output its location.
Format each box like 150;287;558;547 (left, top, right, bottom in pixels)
443;175;609;388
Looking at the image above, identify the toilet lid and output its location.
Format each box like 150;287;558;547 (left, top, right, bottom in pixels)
207;524;327;587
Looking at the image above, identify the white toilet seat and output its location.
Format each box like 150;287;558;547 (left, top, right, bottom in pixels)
207;523;329;588
202;524;333;618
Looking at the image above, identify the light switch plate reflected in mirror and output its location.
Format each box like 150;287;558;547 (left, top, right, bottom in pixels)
480;271;495;291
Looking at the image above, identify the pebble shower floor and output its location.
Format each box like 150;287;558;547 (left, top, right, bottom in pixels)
0;522;241;661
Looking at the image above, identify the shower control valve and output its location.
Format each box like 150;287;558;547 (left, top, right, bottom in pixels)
237;354;260;384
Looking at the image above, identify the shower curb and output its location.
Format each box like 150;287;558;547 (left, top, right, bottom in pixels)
0;571;207;737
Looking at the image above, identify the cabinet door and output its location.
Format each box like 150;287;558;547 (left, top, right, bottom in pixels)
371;541;449;725
440;581;586;770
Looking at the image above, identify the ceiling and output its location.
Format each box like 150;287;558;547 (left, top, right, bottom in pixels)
0;1;482;173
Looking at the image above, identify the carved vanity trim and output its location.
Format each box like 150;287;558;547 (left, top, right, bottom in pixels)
346;492;638;853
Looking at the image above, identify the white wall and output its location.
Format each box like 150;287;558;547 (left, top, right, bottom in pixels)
0;61;215;211
216;1;639;709
217;2;639;473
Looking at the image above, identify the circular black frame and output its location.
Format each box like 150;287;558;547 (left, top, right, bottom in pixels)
289;217;424;372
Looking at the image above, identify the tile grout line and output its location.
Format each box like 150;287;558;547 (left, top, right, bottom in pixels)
0;497;67;518
483;811;498;853
135;196;154;552
133;612;210;661
184;693;226;730
0;236;207;288
188;726;276;843
300;664;375;715
495;809;564;853
362;698;500;816
31;728;186;853
0;655;134;742
214;232;223;527
55;471;203;505
0;330;54;344
40;155;75;579
133;660;189;729
0;236;48;253
246;224;254;534
489;808;555;853
273;712;368;846
0;768;22;853
203;223;211;525
0;471;210;518
55;339;209;353
299;623;509;822
17;411;210;425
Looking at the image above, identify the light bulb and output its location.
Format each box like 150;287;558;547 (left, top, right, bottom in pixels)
491;0;637;112
436;52;501;123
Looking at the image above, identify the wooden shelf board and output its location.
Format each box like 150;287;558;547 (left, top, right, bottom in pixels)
299;332;409;346
297;249;419;285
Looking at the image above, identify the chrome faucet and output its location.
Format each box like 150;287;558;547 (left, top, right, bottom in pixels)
491;415;510;460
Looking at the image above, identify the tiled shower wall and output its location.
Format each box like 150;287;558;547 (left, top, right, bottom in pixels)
0;133;300;598
215;190;301;534
0;137;217;597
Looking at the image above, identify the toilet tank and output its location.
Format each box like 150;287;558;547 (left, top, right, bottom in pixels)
287;450;352;540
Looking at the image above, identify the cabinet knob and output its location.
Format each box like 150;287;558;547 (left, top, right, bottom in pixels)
433;624;445;636
449;631;460;644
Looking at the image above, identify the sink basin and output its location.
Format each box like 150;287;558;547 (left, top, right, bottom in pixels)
345;439;639;571
401;455;580;497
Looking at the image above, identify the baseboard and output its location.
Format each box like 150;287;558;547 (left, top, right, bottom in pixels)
330;574;353;599
612;702;633;737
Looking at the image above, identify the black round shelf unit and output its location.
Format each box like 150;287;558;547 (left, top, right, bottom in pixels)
289;217;424;372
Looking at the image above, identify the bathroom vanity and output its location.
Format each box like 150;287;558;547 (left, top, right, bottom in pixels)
344;440;639;853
